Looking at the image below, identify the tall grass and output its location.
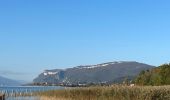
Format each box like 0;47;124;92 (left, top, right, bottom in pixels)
37;85;170;100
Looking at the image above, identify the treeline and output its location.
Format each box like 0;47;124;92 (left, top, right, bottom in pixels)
135;63;170;86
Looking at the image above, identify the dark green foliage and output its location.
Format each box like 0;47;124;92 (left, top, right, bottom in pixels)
135;63;170;86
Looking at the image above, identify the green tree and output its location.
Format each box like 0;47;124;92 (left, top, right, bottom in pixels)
159;64;170;85
135;63;170;86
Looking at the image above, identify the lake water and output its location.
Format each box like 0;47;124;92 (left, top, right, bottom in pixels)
6;96;40;100
0;86;64;100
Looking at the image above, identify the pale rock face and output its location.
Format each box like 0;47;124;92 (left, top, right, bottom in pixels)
76;61;129;69
43;71;58;76
43;73;47;76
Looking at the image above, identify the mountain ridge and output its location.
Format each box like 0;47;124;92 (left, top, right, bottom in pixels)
33;61;155;85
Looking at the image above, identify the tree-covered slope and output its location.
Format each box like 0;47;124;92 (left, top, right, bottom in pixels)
135;63;170;86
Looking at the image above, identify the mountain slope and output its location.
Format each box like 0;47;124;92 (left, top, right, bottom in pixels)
135;63;170;86
33;61;154;85
0;76;22;86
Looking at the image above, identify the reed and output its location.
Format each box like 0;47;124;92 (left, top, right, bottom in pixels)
0;94;5;100
37;85;170;100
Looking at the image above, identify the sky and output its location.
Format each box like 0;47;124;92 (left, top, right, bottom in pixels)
0;0;170;81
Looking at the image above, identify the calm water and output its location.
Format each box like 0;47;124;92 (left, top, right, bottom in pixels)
6;96;40;100
0;86;64;100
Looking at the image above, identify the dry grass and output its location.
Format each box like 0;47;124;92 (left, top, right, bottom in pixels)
36;85;170;100
39;96;69;100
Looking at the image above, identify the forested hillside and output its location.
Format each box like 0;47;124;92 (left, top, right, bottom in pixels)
135;63;170;86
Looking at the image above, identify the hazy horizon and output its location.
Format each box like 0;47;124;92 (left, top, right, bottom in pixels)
0;0;170;81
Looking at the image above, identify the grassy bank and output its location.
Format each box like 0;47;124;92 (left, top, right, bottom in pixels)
36;85;170;100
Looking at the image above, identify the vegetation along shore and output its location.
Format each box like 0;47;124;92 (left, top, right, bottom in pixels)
37;85;170;100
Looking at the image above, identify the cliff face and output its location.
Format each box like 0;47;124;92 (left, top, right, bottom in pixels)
33;61;154;85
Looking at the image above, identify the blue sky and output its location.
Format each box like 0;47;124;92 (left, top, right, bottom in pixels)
0;0;170;81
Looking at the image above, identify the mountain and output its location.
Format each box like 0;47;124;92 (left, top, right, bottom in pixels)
0;76;22;86
33;61;154;85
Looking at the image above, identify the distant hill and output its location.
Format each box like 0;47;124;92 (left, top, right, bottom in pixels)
33;61;154;85
0;76;22;86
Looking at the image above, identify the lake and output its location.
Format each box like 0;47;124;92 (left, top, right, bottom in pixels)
0;86;64;100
